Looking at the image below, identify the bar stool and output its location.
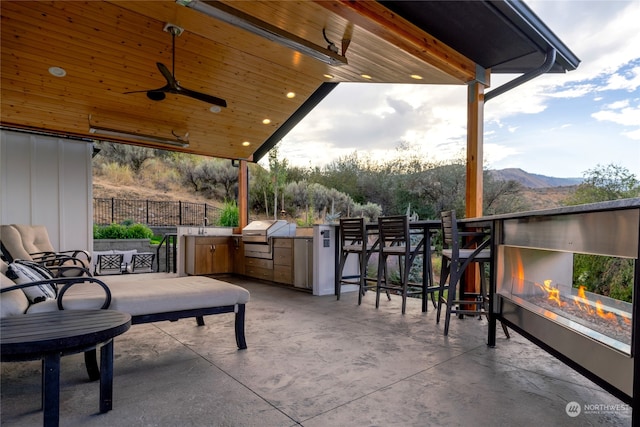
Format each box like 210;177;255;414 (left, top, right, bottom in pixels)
376;215;425;314
336;217;380;304
436;210;505;336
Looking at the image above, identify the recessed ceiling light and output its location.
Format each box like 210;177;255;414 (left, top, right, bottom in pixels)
286;92;296;99
242;141;251;147
48;66;67;77
209;105;222;113
361;74;372;80
262;118;271;125
410;74;423;80
323;74;334;79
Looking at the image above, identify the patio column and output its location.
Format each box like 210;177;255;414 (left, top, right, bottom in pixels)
465;80;485;219
238;160;249;230
464;78;487;302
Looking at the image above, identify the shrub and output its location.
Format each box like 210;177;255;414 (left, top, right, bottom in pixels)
98;162;134;185
94;222;153;239
125;223;154;239
217;200;239;227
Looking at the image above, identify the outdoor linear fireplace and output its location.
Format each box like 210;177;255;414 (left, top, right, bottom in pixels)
490;199;640;416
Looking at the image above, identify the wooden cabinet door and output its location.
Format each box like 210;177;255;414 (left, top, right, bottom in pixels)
193;242;214;275
186;236;232;275
210;239;231;274
272;239;293;285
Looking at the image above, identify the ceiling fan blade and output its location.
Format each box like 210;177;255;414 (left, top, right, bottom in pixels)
156;62;177;87
124;89;152;95
125;29;228;108
176;85;228;108
342;23;354;55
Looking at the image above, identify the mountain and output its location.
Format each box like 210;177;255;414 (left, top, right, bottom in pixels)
490;168;582;188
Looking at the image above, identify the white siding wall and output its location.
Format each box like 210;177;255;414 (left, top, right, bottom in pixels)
0;130;93;253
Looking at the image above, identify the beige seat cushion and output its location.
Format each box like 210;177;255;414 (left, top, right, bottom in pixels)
12;224;56;255
0;225;32;261
27;276;250;317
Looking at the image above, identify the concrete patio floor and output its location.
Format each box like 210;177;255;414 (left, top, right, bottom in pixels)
1;276;632;426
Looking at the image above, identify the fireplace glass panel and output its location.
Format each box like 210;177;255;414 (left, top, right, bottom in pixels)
498;246;634;354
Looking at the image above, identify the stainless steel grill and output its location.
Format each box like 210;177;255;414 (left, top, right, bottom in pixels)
242;220;295;258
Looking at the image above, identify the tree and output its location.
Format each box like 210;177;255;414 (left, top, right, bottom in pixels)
565;163;640;205
172;154;204;192
483;173;528;215
268;146;288;220
248;163;272;216
94;141;162;174
566;163;638;302
197;159;238;200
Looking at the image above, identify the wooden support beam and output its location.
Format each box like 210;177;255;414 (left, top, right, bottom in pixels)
238;160;249;230
316;0;477;83
465;81;485;219
463;81;486;302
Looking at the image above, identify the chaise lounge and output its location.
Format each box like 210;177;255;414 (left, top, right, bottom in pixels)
0;260;250;379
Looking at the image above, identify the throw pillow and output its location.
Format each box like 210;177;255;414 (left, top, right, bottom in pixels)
1;268;30;317
117;249;138;266
7;261;57;304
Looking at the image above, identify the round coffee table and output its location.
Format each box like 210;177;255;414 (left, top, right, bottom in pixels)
1;309;131;427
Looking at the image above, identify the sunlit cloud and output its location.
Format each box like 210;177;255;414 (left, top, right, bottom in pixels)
592;99;640;127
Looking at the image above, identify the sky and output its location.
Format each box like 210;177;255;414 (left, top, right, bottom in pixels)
274;0;640;179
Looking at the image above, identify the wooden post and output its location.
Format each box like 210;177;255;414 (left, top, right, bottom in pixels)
238;160;249;230
464;80;486;301
466;81;484;219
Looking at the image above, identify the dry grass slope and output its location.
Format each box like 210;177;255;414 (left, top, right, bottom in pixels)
93;175;218;206
94;175;574;213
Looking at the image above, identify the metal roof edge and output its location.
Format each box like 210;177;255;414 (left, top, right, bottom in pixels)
251;82;339;162
499;0;581;71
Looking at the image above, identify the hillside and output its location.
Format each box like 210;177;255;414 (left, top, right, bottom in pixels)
93;175;217;206
518;186;576;210
490;168;582;188
93;168;576;212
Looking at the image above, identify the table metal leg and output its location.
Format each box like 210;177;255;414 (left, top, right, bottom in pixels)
84;349;100;381
42;353;60;427
99;339;114;413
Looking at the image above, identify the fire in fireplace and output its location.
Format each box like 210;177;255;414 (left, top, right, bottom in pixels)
507;276;632;353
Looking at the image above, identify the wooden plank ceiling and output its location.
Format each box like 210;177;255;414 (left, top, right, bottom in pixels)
1;0;477;161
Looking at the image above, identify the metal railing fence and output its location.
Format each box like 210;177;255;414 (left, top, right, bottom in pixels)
93;198;221;226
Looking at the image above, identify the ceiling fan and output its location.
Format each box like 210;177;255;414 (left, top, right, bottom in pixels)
125;24;227;108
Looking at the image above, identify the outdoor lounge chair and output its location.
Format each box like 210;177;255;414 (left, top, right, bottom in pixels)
0;224;90;276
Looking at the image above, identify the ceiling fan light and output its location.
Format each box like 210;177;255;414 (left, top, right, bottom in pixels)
147;91;166;101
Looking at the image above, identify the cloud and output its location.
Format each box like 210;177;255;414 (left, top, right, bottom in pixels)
281;83;470;167
601;65;640;91
592;98;640;128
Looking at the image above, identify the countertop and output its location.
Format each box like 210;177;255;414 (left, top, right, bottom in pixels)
465;197;639;222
